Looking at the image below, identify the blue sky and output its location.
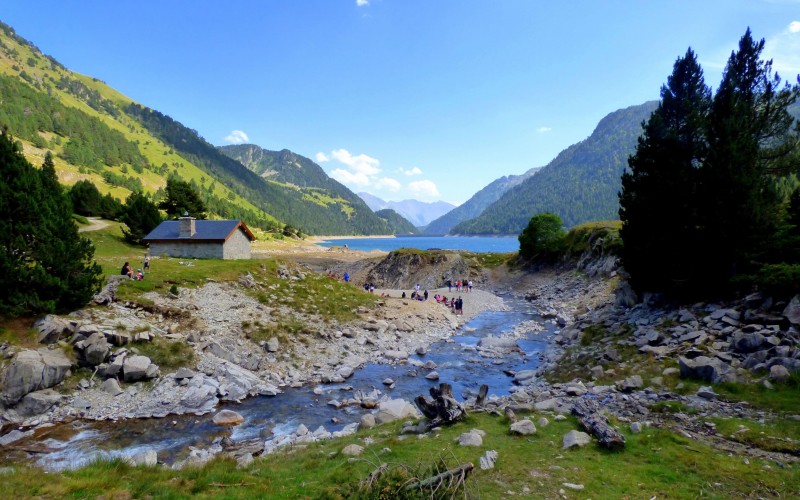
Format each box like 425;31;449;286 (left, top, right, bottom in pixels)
2;1;799;205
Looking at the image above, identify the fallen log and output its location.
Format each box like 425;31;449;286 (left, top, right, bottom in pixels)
405;462;474;491
571;397;626;450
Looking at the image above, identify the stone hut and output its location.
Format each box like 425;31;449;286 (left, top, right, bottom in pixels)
143;214;255;259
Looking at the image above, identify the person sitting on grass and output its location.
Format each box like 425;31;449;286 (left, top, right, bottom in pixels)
121;262;133;278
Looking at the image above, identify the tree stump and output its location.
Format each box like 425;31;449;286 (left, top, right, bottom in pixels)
414;382;466;428
571;397;626;450
476;384;489;406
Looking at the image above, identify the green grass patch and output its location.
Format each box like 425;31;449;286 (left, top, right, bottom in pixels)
133;337;196;371
472;252;515;269
2;411;797;498
714;375;800;414
712;416;800;455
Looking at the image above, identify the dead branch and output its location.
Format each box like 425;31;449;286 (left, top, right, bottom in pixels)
571;397;626;450
405;462;475;491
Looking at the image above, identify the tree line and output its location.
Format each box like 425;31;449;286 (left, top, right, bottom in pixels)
619;29;800;299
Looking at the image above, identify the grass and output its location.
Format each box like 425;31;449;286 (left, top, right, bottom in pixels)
471;252;515;269
1;411;797;498
134;337;196;371
712;416;800;455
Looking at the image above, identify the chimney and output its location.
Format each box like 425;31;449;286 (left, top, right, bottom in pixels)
179;212;195;238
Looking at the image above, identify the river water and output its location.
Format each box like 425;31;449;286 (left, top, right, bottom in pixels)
3;296;553;471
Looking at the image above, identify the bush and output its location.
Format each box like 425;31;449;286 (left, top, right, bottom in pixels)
518;212;565;260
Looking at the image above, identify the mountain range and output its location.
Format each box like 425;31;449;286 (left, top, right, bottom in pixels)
452;102;659;234
357;193;454;228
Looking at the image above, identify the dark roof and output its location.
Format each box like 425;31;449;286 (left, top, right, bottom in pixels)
143;220;256;242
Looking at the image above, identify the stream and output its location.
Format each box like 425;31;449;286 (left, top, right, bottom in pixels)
3;296;556;471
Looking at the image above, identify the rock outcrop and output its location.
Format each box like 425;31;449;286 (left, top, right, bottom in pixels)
1;348;72;405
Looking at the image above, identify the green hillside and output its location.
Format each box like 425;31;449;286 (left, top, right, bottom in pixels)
218;144;390;234
452;102;658;234
423;167;541;234
374;208;419;234
0;20;389;236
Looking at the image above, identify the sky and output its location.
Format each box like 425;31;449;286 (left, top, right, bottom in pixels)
2;1;799;206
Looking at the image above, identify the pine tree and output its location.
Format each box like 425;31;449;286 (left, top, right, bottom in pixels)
158;176;207;219
121;191;162;245
0;133;102;316
69;179;103;216
619;48;711;295
698;28;799;289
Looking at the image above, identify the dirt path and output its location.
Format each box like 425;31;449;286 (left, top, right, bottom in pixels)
77;217;110;232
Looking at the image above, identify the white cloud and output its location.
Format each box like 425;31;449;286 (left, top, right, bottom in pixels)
408;180;440;198
315;152;330;162
330;168;371;187
536;126;552;133
224;130;249;144
763;21;800;78
376;177;401;191
402;166;422;176
356;0;369;6
331;148;381;175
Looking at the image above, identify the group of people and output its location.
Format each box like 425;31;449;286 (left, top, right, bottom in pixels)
432;294;463;314
446;279;473;293
121;256;150;281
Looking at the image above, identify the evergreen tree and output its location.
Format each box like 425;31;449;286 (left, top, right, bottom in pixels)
619;48;711;295
158;176;207;219
69;179;103;216
698;29;799;289
0;133;102;316
99;193;124;220
121;191;162;245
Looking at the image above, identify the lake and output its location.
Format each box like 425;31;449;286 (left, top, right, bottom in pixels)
317;235;520;253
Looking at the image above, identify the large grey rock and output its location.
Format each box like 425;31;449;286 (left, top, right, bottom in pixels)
83;332;110;366
678;356;732;383
769;364;791;383
510;419;537;435
731;332;764;353
562;430;592;449
1;348;72;405
180;384;218;410
129;449;158;466
101;378;123;396
620;375;643;392
376;398;418;425
0;429;34;446
34;315;75;345
513;370;536;385
783;295;800;327
266;337;280;353
122;355;153;382
478;337;518;351
341;444;364;456
457;431;483;446
16;388;63;416
336;365;354;379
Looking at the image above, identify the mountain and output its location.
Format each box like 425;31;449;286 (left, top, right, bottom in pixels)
356;193;455;227
422;167;541;234
374;209;419;234
452;101;659;234
217;144;389;234
0;21;389;236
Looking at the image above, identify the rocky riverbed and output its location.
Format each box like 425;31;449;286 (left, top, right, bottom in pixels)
2;249;799;470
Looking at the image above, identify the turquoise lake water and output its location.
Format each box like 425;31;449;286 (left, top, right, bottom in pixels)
318;235;519;253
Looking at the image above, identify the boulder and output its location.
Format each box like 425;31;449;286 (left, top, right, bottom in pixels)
341;444;364;456
562;430;592;449
457;431;483;447
1;348;72;405
16;388;63;416
477;337;518;351
360;413;376;429
0;429;34;447
678;356;732;383
513;370;536;385
266;337;280;353
769;364;791;383
731;332;764;353
34;315;75;345
83;332;110;366
336;365;354;379
180;384;218;410
129;449;158;466
122;355;153;382
174;367;196;380
619;375;643;392
425;371;440;381
101;378;123;396
783;295;800;327
376;398;418;425
510;419;537;435
212;409;245;426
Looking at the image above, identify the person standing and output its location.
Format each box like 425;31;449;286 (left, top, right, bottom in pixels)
468;280;473;293
143;255;150;272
